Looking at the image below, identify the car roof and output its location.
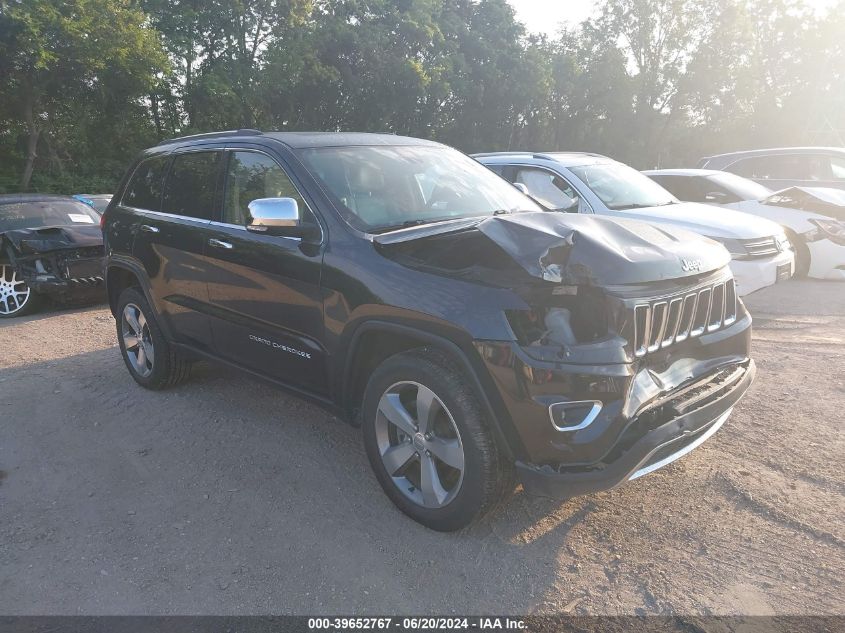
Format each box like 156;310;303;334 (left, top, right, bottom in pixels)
155;129;443;150
643;168;723;177
701;146;845;167
0;194;82;205
472;151;612;167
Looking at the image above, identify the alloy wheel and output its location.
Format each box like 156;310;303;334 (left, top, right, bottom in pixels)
121;303;155;377
374;381;465;509
0;264;31;316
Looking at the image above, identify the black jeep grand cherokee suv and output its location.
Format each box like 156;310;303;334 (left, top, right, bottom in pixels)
103;130;755;531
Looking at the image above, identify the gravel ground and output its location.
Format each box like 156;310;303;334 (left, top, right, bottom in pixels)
0;280;843;615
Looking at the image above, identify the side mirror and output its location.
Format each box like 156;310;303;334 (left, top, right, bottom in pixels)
704;191;728;203
246;198;318;239
513;182;530;195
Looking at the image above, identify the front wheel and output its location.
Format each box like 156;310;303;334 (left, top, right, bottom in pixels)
116;287;192;390
361;348;513;531
0;264;41;318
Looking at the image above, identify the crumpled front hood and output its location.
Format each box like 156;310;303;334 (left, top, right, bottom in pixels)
474;212;731;286
1;225;103;254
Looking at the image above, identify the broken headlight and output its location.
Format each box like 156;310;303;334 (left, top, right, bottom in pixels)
506;286;611;350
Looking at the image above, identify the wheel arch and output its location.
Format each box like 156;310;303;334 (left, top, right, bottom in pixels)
341;320;522;461
105;259;170;336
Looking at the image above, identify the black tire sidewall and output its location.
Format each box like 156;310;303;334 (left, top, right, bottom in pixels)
361;349;501;531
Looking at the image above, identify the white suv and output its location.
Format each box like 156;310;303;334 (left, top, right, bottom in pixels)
475;152;794;296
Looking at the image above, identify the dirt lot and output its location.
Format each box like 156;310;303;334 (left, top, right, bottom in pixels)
0;280;843;615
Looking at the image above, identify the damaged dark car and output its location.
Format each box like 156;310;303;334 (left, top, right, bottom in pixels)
103;131;755;531
0;194;105;318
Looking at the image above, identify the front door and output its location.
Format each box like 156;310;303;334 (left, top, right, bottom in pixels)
204;148;327;395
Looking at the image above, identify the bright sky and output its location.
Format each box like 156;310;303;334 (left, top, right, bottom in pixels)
508;0;597;35
508;0;838;36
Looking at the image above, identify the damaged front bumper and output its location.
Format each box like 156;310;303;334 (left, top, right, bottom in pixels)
15;253;105;304
474;306;755;500
515;360;755;498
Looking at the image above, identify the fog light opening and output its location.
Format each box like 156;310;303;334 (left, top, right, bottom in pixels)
549;400;603;432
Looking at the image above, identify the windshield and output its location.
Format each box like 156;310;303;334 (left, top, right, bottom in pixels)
298;145;541;232
707;172;771;200
0;199;100;232
569;162;677;210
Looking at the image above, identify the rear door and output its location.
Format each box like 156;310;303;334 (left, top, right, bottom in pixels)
203;147;328;395
132;149;223;350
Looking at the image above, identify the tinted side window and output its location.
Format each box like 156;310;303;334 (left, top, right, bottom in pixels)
222;151;308;225
162;151;221;219
649;175;698;201
123;156;169;211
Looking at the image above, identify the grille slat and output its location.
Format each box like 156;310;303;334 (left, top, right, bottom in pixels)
633;279;737;357
741;236;779;258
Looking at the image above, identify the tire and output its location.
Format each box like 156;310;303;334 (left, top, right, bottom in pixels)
361;348;513;531
785;228;811;278
0;263;42;318
116;287;191;390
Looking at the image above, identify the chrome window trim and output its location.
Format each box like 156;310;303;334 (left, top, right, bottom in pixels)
122;206;212;225
207;220;302;243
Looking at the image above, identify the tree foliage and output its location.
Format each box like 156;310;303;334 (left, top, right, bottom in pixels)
0;0;842;192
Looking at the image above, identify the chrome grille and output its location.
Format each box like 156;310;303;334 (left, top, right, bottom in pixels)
741;237;779;258
633;279;737;357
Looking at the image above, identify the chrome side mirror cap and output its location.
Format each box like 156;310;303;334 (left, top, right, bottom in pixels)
246;197;301;232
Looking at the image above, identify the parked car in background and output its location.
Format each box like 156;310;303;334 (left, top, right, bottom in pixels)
0;194;105;317
697;147;845;191
73;193;113;214
102;130;755;531
645;169;845;279
475;152;794;296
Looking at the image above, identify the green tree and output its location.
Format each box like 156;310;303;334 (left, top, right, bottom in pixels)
0;0;167;190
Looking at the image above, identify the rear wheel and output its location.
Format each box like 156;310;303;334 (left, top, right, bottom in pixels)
116;287;192;389
361;348;513;531
0;264;41;318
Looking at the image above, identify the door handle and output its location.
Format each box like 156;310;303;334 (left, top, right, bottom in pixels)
208;238;234;250
139;224;160;234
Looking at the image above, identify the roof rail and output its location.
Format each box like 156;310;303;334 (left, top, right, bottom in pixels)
156;128;263;146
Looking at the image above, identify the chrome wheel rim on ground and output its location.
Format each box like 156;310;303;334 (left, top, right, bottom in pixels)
0;264;32;316
121;303;154;377
375;381;465;509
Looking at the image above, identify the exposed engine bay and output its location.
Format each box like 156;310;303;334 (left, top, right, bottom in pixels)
1;224;105;303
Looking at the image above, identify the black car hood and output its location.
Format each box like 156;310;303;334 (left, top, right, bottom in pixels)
0;224;103;254
377;212;730;287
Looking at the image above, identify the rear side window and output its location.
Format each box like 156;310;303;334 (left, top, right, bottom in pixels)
162;151;221;220
123;156;169;211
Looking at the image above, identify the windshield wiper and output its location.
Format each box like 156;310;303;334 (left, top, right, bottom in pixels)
608;203;658;210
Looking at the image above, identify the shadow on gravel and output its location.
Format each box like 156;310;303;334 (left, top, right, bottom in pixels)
0;346;590;614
